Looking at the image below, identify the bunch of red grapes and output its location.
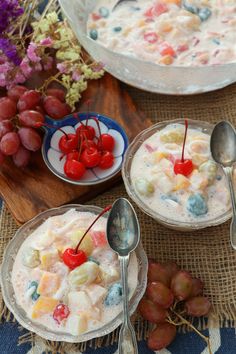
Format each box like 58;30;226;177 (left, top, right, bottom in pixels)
138;260;211;351
0;85;70;167
56;117;116;180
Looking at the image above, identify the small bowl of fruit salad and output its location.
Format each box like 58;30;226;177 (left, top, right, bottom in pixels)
0;204;147;342
122;119;233;231
40;112;128;185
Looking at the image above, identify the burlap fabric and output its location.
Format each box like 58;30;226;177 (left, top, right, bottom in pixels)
1;81;236;352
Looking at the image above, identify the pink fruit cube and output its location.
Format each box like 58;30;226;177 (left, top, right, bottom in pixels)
91;231;107;248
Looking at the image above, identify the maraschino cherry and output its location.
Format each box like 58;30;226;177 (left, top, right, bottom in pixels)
62;205;112;270
174;119;193;177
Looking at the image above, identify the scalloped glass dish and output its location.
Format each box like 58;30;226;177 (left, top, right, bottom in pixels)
58;0;236;95
122;119;232;231
0;204;148;342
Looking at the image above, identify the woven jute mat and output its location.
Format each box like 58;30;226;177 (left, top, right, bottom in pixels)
1;81;236;353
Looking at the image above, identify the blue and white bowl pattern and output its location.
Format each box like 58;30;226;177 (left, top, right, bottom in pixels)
41;113;129;185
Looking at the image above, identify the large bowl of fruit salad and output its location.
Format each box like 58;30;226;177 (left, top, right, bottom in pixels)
0;204;147;342
122;119;233;231
59;0;236;95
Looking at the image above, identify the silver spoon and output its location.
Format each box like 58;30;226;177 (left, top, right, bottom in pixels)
210;121;236;249
107;198;140;354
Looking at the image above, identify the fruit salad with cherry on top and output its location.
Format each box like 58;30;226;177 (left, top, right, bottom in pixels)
131;121;233;223
87;0;236;66
12;208;138;335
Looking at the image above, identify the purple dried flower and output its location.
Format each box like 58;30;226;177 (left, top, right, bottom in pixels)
0;0;24;34
0;38;21;65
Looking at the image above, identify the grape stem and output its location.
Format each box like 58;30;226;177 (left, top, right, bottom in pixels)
169;309;213;354
75;205;112;253
181;119;188;163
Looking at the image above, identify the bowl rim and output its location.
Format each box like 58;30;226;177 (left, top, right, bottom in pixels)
41;112;129;186
122;118;232;229
0;204;148;342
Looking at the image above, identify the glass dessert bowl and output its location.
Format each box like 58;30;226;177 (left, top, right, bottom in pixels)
122;119;232;231
0;204;147;342
58;0;236;95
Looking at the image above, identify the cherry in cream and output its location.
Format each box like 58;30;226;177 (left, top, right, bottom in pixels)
62;205;112;270
173;120;193;177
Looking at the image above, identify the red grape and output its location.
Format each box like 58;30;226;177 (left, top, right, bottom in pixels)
0;132;20;155
138;298;167;323
17;90;41;112
0;97;17;119
0;120;13;139
0;151;5;164
7;85;28;102
12;145;31;167
43;96;70;119
171;271;193;301
99;151;114;169
189;278;204;298
46;88;66;102
163;261;179;281
19;110;45;127
148;261;171;287
18;127;42;151
147;323;176;351
185;296;211;317
146;282;174;309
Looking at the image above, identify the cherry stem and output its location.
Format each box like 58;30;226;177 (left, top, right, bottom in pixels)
73;112;85;127
181;119;188;163
75;205;112;253
35;122;68;138
91;116;103;152
85;99;92;126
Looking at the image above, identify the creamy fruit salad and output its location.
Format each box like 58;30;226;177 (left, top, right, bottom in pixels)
130;123;231;223
87;0;236;66
12;209;138;335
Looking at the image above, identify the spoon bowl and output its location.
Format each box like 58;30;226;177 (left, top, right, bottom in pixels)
210;121;236;167
107;198;140;256
210;121;236;250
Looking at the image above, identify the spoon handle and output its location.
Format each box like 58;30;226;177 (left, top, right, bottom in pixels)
118;255;138;354
224;166;236;250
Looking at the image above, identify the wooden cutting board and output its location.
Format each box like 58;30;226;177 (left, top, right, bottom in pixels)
0;74;152;224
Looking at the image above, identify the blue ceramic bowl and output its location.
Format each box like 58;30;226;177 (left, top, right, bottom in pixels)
41;113;129;185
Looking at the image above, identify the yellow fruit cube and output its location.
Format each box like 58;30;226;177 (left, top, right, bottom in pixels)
159;55;174;65
31;296;59;319
173;174;190;191
40;248;59;269
66;313;88;336
152;151;169;163
37;271;61;297
70;230;94;256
